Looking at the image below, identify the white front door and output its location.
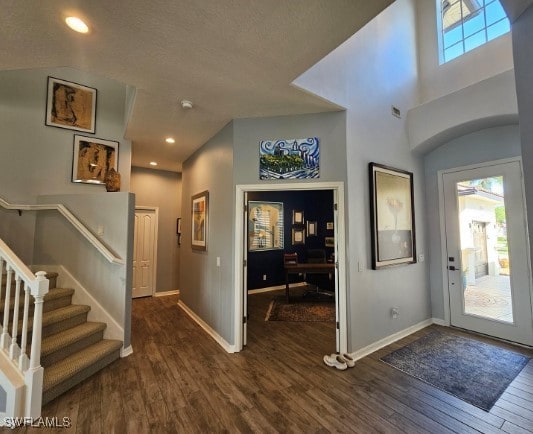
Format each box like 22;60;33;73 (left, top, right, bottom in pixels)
133;208;158;298
442;160;533;345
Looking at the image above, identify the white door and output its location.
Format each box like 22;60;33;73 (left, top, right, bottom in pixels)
133;208;158;298
442;160;533;345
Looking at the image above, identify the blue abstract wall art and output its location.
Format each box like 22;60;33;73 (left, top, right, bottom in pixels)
259;137;320;180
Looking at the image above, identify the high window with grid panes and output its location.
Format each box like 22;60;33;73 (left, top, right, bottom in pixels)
439;0;510;63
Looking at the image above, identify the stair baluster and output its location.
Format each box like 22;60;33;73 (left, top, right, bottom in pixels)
18;281;30;371
9;275;22;359
1;266;13;349
1;237;123;418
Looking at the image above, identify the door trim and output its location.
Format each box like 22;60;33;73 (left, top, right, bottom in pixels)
437;157;531;328
234;182;348;353
134;206;159;297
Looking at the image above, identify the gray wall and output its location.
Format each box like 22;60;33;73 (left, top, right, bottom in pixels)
0;385;5;412
180;111;348;346
424;125;522;320
511;6;533;274
0;67;132;263
180;122;235;343
33;192;134;347
233;112;347;185
295;0;430;351
130;167;182;292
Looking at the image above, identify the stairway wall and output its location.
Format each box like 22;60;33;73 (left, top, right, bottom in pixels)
0;66;132;263
33;192;135;347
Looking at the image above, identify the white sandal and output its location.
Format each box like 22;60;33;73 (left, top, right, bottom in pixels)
323;354;348;370
341;353;355;368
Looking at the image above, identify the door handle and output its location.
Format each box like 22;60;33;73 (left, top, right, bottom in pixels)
448;265;457;271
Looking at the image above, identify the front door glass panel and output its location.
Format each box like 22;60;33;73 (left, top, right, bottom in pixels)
455;176;513;323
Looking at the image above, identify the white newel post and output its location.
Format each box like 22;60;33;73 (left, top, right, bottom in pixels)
24;271;49;418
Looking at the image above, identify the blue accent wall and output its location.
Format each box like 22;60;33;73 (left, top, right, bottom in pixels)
247;189;334;290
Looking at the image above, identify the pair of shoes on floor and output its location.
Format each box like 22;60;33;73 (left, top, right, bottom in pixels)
323;353;355;370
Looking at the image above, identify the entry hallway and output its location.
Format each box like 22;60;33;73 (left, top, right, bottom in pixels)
18;292;533;433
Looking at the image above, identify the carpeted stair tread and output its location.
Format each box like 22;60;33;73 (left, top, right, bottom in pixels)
0;287;74;312
44;287;74;301
1;287;64;307
41;322;106;356
22;304;91;333
1;271;58;289
7;286;73;301
44;271;58;280
0;288;74;315
43;339;123;391
41;304;90;327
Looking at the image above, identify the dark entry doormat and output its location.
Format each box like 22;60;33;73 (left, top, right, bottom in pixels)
380;331;530;411
265;299;335;322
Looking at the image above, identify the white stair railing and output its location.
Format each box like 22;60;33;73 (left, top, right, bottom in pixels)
0;195;124;265
0;238;49;419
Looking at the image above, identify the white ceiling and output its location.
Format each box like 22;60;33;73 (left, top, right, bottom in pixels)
1;0;393;172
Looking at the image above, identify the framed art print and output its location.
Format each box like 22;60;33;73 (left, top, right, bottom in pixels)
259;138;320;179
307;221;317;236
292;210;304;225
72;135;118;184
46;77;97;133
369;162;416;269
192;191;209;251
292;228;305;245
325;237;335;248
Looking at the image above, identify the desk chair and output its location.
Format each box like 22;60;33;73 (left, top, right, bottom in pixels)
283;252;298;266
305;249;333;299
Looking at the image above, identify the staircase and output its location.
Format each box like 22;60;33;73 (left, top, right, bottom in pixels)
1;270;122;406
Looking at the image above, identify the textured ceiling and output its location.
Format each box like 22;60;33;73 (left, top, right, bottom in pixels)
1;0;393;172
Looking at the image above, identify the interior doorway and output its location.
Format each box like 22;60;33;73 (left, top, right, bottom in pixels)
133;207;158;298
440;159;533;345
234;182;347;354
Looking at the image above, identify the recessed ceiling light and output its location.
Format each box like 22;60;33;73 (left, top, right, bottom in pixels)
165;137;175;144
65;16;89;34
181;100;193;109
149;162;158;166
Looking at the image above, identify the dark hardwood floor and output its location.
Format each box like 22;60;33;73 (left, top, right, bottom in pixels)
16;288;533;433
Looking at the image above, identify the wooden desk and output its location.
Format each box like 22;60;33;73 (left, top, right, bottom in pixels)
284;263;335;302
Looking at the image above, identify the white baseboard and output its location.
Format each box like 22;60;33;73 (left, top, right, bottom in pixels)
120;345;133;358
32;264;124;342
431;317;448;326
347;319;434;362
153;290;180;297
177;300;237;353
248;282;307;295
